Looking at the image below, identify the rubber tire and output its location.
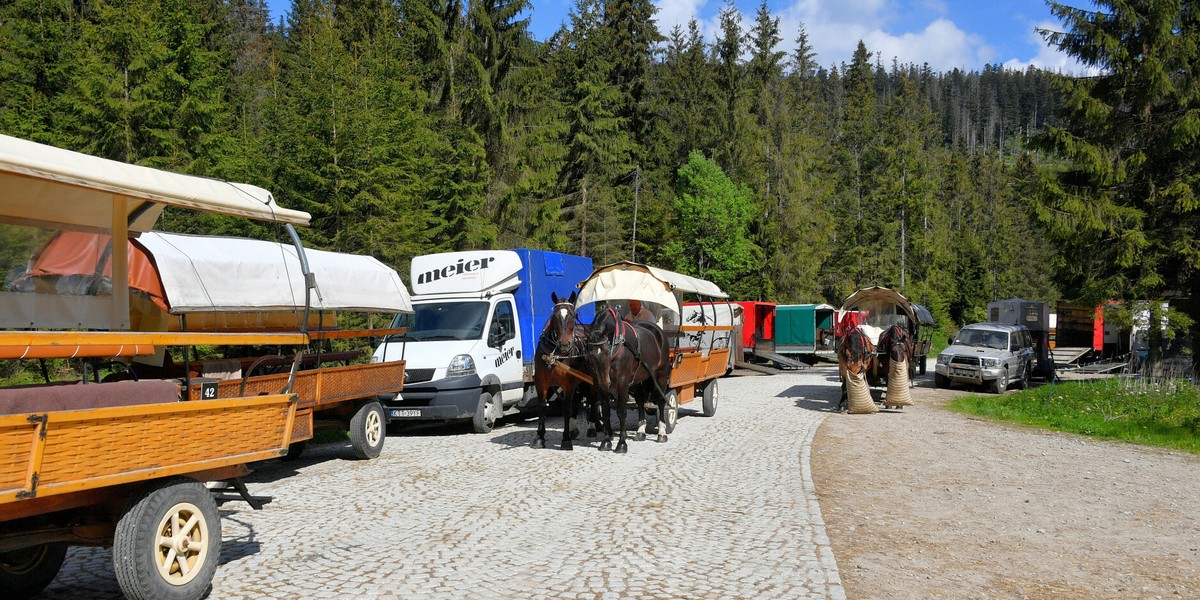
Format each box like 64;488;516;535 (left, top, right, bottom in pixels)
349;401;386;459
113;478;220;600
701;379;718;417
990;369;1009;394
934;373;949;388
0;542;67;600
473;391;497;434
663;390;679;434
1017;362;1032;390
283;441;307;461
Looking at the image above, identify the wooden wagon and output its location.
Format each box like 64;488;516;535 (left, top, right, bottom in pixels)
0;134;315;599
839;286;936;380
574;261;733;432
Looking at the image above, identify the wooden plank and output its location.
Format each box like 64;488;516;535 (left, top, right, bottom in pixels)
735;361;780;375
0;331;307;347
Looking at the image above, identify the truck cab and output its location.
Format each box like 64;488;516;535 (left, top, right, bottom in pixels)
373;249;592;433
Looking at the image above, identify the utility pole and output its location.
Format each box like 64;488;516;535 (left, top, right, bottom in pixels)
580;182;588;256
631;166;640;261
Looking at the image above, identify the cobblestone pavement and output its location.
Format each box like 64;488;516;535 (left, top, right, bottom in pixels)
40;370;845;599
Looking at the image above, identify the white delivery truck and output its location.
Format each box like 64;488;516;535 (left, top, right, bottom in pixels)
372;249;593;432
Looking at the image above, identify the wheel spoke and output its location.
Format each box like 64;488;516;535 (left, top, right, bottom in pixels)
180;512;201;536
158;535;173;549
176;552;191;576
162;547;178;572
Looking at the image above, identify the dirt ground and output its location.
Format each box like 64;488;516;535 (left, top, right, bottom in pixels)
810;374;1200;599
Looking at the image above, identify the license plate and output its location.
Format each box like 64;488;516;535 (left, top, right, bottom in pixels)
951;368;975;378
389;409;420;418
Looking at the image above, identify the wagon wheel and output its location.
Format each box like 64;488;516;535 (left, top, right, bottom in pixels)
0;542;67;600
113;477;220;600
349;401;386;459
663;390;679;434
701;379;718;417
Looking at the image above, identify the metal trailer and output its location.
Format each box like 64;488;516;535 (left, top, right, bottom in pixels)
0;134;316;599
575;262;733;432
988;298;1056;378
774;303;838;363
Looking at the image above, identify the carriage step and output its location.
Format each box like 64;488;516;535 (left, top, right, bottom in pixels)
209;478;274;510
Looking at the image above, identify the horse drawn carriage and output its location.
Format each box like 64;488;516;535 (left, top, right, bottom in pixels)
835;286;935;412
532;261;732;452
0;133;368;598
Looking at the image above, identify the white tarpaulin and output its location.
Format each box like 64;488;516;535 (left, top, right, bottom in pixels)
0;134;310;231
137;232;411;313
575;261;727;313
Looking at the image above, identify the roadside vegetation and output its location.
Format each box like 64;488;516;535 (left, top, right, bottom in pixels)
948;377;1200;453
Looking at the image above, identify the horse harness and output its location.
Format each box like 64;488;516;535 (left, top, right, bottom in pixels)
589;307;669;398
538;302;585;368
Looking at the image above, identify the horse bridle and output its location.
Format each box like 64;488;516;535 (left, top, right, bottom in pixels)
588;307;630;358
540;301;585;361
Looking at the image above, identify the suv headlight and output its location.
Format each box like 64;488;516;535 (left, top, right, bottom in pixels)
982;357;1000;367
937;353;952;365
447;354;476;378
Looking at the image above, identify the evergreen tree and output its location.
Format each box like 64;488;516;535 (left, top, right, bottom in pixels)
1033;0;1200;360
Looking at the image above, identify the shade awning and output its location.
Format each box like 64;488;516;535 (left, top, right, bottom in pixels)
575;261;727;313
137;232;411;313
0;134;310;232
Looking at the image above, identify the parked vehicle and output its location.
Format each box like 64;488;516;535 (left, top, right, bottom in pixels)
934;323;1035;393
988;298;1055;378
0;134;310;599
839;286;935;376
575;261;732;429
774;303;838;362
372;249;593;433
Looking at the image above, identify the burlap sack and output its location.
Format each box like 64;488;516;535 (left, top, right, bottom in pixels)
885;358;913;407
845;368;877;414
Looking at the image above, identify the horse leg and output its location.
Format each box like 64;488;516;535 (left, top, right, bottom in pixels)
531;383;548;449
586;390;599;438
615;382;630;454
597;389;614;452
560;383;575;451
634;386;648;442
655;385;668;443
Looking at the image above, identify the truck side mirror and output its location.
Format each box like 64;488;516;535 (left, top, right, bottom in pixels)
489;325;506;348
947;336;954;346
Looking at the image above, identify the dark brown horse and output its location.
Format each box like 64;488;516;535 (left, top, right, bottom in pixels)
584;306;670;453
836;326;876;412
531;292;595;450
876;323;914;380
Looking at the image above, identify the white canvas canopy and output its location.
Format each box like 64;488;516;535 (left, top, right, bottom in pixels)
575;261;727;314
840;286;919;329
0;134;309;232
138;232;411;313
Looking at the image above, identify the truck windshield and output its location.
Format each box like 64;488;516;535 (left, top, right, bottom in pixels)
386;301;489;342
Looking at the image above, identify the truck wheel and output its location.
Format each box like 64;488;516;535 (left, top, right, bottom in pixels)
934;373;949;388
990;369;1009;394
701;379;718;417
349;401;386;459
114;477;220;600
663;390;679;434
0;542;67;599
473;391;497;433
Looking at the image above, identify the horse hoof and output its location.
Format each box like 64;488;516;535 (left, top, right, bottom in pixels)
657;434;668;443
561;440;574;451
634;432;646;442
615;442;628;454
599;441;612;451
530;438;545;449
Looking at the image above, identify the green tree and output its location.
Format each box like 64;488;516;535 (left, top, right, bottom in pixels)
1033;0;1200;361
663;151;760;297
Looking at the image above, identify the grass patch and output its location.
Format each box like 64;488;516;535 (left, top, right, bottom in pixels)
947;377;1200;453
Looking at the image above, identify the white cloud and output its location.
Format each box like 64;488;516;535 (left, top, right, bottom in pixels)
655;0;711;35
1002;20;1100;76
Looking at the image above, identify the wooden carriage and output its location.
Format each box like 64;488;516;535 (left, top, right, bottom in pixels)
839;286;936;380
0;134;317;599
575;261;733;432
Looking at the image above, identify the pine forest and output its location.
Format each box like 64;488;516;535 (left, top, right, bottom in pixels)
2;0;1198;356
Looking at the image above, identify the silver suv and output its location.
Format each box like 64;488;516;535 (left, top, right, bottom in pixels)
934;323;1034;393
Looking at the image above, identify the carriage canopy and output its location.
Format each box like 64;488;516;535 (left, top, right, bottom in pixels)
840;286;923;330
0;134;310;232
574;261;727;315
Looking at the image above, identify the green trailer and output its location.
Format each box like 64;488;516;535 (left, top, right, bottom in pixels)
774;304;837;361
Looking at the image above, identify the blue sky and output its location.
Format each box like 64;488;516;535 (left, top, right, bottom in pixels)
266;0;1087;73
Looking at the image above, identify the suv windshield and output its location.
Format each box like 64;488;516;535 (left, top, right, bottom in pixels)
955;328;1008;350
387;301;489;342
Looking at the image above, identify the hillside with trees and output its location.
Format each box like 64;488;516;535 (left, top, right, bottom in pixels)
3;0;1195;357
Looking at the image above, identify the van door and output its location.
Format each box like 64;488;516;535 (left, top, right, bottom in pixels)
487;300;524;405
